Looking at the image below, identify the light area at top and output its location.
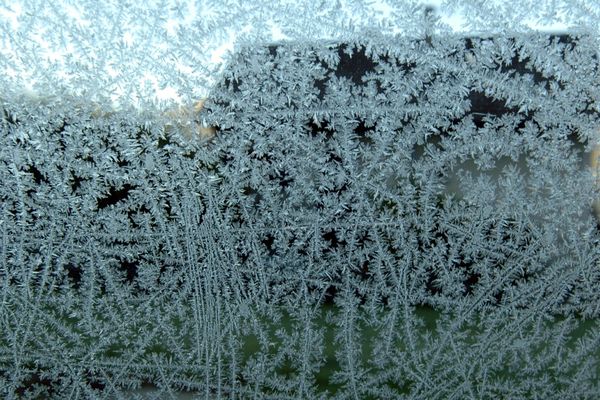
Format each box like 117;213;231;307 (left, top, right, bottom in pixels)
0;0;594;111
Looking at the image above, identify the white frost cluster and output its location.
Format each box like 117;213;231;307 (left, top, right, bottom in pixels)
0;0;596;110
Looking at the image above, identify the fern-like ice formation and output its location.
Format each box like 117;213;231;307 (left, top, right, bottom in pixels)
1;1;600;399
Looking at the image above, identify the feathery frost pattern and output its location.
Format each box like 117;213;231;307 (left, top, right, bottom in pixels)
1;1;600;399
